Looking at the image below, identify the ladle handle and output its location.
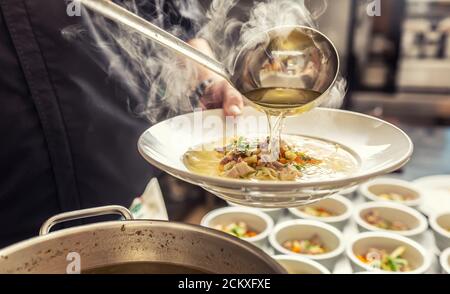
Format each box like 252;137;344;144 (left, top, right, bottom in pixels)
78;0;230;80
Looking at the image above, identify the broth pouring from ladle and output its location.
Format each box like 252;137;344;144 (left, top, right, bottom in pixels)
78;0;340;161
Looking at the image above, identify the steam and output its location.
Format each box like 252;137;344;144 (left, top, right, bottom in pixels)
64;0;346;123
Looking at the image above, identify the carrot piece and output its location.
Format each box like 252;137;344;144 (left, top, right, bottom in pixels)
295;157;305;164
357;255;368;263
246;231;257;237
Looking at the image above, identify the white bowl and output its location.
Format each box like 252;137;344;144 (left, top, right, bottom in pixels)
200;207;274;249
413;175;450;216
439;247;450;274
429;211;450;252
346;232;431;274
269;219;345;270
138;107;413;208
353;201;428;241
341;185;359;198
227;201;284;222
273;255;330;274
359;178;422;208
288;195;353;230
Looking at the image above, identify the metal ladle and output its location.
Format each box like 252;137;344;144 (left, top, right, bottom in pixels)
78;0;340;116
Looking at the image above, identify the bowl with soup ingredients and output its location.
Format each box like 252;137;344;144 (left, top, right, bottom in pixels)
439;247;450;274
359;178;422;208
273;255;330;274
269;220;345;270
429;211;450;252
201;207;274;249
288;195;353;230
139;107;413;207
354;202;428;241
347;232;431;274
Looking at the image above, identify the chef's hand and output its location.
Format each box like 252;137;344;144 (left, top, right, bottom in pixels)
188;38;244;116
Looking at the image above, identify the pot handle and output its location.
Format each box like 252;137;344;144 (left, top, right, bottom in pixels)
39;205;134;235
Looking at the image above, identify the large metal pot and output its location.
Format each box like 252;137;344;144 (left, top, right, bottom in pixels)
0;206;285;274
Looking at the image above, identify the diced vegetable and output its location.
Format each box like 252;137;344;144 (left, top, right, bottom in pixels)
301;206;336;218
363;210;409;231
284;150;297;161
214;222;258;238
377;192;415;202
357;246;411;272
282;235;327;255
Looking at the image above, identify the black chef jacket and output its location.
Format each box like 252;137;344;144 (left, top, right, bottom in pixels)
0;0;191;248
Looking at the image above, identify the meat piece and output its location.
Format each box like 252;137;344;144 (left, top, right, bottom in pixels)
269;161;285;170
220;155;234;165
223;162;255;178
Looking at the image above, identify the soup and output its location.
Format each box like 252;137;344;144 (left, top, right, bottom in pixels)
183;135;358;182
283;235;327;255
83;261;211;274
362;210;410;231
244;88;322;116
357;246;411;272
214;221;258;238
376;192;415;202
300;206;336;218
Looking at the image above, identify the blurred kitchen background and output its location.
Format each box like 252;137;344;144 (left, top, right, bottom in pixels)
159;0;450;222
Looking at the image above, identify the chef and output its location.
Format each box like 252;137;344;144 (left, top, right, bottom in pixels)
0;0;243;247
